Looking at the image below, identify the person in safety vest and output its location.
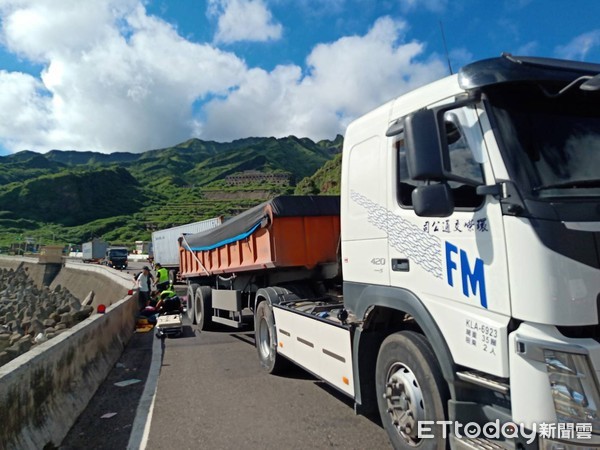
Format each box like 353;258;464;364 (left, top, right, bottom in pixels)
155;263;169;292
155;288;179;313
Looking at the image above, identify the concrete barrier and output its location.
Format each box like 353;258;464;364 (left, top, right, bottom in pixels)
0;258;141;450
53;260;135;310
0;256;134;310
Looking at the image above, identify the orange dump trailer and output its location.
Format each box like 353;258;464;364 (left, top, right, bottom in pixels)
179;196;340;277
178;196;341;329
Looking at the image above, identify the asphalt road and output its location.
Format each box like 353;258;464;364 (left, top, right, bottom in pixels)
62;260;393;449
62;318;392;450
146;321;392;450
123;260;150;279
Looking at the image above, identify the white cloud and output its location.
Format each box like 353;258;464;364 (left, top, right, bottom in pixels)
0;70;53;151
0;0;247;153
1;0;141;61
208;0;282;44
0;2;445;154
555;30;600;61
202;16;446;141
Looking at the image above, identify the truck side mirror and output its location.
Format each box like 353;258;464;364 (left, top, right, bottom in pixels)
404;109;447;181
412;183;454;217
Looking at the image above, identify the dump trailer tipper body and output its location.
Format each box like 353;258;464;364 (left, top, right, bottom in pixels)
180;54;600;449
179;196;340;328
179;196;340;276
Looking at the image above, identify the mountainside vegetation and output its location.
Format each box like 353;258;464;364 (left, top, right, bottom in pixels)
0;135;343;250
0;167;144;225
294;153;342;195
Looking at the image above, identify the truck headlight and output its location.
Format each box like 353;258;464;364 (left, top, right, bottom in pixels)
545;349;600;432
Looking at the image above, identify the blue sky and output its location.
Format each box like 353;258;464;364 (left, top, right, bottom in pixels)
0;0;599;155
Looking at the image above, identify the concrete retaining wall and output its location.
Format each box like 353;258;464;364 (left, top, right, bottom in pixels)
0;258;135;309
0;258;140;450
52;260;135;310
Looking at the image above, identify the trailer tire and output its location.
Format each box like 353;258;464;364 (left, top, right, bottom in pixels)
195;286;213;331
186;283;199;324
255;300;288;374
376;331;448;450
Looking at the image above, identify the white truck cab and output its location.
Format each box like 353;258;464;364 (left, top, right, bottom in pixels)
342;53;600;449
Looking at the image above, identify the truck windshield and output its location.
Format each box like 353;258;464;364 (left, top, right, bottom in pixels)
109;249;128;257
485;81;600;199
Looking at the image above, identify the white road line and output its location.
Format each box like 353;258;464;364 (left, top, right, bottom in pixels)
127;332;162;450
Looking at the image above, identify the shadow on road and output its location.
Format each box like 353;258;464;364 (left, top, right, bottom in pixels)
228;331;317;382
177;325;196;339
314;380;384;428
280;363;319;381
228;331;255;346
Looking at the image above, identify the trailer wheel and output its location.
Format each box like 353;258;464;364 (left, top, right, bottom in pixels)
376;331;448;450
186;283;199;324
194;286;213;331
254;300;287;374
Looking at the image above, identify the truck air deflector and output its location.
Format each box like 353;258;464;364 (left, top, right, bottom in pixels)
458;53;600;91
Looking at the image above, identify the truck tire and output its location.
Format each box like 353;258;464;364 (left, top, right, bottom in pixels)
254;300;288;374
168;269;177;286
375;331;448;450
194;286;213;331
186;283;199;324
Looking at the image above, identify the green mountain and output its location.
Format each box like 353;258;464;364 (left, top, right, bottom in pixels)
0;152;67;185
0;167;144;226
295;152;342;195
20;136;339;188
0;135;342;249
45;150;139;166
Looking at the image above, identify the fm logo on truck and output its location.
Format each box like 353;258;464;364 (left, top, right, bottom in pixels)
445;241;487;308
351;191;488;309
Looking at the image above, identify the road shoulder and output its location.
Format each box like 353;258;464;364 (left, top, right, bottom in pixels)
60;329;155;450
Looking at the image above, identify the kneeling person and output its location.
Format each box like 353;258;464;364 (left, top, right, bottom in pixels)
156;289;180;313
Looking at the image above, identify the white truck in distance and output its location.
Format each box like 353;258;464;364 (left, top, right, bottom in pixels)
179;54;600;449
81;239;108;263
151;217;222;282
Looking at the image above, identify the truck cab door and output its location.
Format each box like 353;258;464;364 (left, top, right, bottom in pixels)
385;105;512;377
342;131;390;287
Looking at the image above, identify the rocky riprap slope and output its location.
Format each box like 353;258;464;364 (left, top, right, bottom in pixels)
0;265;94;367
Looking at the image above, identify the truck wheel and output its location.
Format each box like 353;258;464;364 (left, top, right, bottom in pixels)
254;300;287;374
376;331;448;450
168;269;177;286
194;286;213;331
186;283;199;323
